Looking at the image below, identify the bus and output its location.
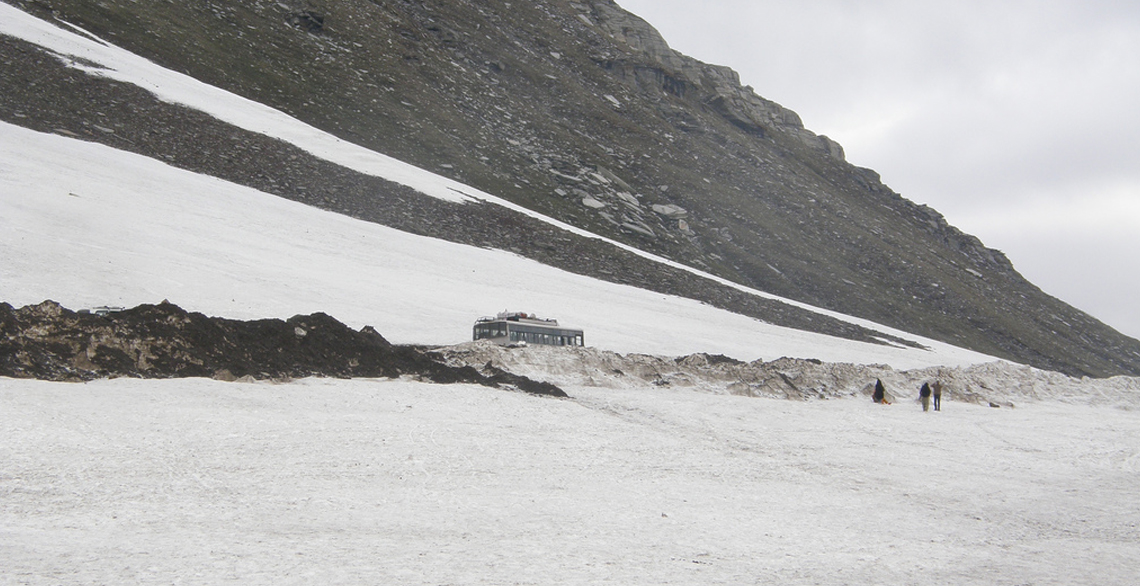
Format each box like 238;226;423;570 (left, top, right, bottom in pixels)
473;312;584;347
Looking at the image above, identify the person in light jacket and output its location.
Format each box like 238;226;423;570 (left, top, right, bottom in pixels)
932;380;944;411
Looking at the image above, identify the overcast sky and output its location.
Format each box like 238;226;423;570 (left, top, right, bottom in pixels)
617;0;1140;341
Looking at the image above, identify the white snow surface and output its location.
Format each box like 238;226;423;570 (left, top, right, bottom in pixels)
4;6;1140;585
2;377;1138;585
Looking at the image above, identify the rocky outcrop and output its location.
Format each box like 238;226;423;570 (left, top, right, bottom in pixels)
286;10;324;34
588;1;851;162
589;0;803;136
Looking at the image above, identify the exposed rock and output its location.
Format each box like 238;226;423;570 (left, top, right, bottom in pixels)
615;191;639;206
581;196;606;209
651;203;688;219
621;220;655;238
591;1;803;134
286;10;324;34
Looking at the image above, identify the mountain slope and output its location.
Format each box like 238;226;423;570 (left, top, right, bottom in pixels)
0;19;922;351
2;0;1139;376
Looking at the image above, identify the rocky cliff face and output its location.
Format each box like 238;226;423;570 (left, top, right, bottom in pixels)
3;0;1139;377
590;3;814;143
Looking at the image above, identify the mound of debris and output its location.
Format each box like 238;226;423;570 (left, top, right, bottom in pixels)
0;300;565;397
438;341;1140;408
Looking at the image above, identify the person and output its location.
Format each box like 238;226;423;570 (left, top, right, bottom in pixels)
932;380;943;411
873;379;888;404
919;382;932;412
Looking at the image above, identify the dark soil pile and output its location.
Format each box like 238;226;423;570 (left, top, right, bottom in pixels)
0;300;566;397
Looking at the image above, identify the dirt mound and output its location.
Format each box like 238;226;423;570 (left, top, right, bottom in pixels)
440;341;877;400
0;300;565;397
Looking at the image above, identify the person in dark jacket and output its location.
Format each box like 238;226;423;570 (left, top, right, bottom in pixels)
873;379;887;404
920;382;932;412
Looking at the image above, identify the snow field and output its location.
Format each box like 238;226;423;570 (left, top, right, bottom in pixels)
2;377;1138;585
0;121;992;369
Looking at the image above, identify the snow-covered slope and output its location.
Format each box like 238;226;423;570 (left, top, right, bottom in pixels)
0;3;998;368
1;121;992;368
